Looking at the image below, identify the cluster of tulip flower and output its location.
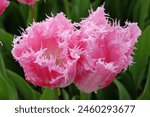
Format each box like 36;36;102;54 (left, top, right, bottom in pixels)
1;1;141;93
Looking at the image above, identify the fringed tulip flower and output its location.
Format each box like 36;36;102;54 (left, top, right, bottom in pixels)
0;0;10;16
74;6;141;93
12;13;79;88
17;0;35;5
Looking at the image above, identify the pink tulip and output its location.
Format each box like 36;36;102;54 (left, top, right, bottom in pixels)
12;13;79;88
0;0;10;16
17;0;35;5
74;6;141;93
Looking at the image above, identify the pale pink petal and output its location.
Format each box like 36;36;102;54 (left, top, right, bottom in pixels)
75;60;117;93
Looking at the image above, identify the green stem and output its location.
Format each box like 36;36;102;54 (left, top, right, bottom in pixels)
64;0;70;18
40;87;60;100
31;5;35;21
80;91;91;100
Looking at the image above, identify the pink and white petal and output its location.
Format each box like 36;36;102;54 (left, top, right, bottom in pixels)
75;60;117;93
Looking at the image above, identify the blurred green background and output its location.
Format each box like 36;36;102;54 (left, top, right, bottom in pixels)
0;0;150;100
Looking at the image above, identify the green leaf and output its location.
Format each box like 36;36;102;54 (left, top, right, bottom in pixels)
129;0;150;29
0;53;7;78
91;0;103;10
37;0;64;21
62;89;69;100
71;95;80;100
105;0;126;22
96;83;118;100
27;4;38;25
0;29;22;76
0;74;17;100
6;69;41;100
71;0;90;22
40;88;60;100
3;2;26;35
63;0;70;18
139;0;150;29
138;58;150;99
0;28;13;52
19;4;30;26
129;26;150;91
0;79;7;99
114;79;131;100
0;55;17;100
119;71;136;99
128;0;140;22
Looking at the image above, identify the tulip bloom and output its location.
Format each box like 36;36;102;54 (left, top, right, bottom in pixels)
12;13;79;88
74;6;141;93
12;5;141;93
17;0;35;5
0;0;10;16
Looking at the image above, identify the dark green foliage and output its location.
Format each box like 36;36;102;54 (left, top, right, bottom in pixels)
0;0;149;100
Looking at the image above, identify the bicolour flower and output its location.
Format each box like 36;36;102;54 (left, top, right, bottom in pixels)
17;0;35;5
12;13;79;88
0;0;10;16
74;6;141;93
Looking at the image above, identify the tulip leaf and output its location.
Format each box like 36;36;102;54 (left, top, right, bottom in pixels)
63;0;70;18
105;0;126;22
71;95;80;100
6;69;41;100
128;0;150;29
138;58;150;99
3;2;26;35
139;0;150;29
0;53;7;78
19;4;30;26
96;83;118;100
91;0;103;10
0;77;8;99
0;54;15;86
119;71;136;99
114;79;132;100
71;0;90;22
62;89;69;100
0;74;17;100
37;0;63;21
129;26;150;91
0;55;17;100
0;28;22;75
0;28;13;52
128;0;140;22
